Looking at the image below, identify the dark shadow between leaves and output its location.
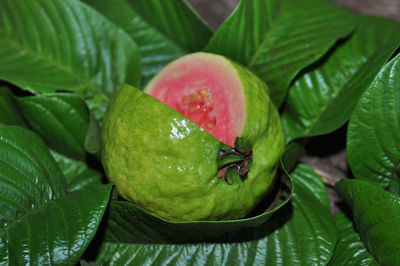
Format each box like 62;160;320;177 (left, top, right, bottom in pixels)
85;152;108;184
335;198;353;221
0;81;35;97
296;123;353;179
303;123;347;157
389;46;400;61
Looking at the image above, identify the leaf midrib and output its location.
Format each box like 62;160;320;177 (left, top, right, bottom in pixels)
247;2;283;68
247;2;345;68
124;0;190;54
2;39;96;92
0;138;60;200
1;195;56;234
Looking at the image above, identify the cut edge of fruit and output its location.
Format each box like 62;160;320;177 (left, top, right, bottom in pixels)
144;52;246;147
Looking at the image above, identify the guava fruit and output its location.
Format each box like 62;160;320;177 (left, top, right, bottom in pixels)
102;52;285;221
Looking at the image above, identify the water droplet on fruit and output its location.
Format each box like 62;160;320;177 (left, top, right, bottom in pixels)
169;118;192;141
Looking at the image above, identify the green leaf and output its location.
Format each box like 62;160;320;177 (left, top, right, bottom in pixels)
82;0;212;85
1;184;112;265
204;0;355;106
4;92;103;190
0;87;26;127
282;16;400;142
0;0;141;96
262;164;337;265
16;93;91;161
347;52;400;189
328;213;377;265
336;179;400;265
0;126;112;265
0;126;68;223
51;151;104;191
93;164;336;265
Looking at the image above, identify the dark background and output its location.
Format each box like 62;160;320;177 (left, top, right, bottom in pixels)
187;0;400;30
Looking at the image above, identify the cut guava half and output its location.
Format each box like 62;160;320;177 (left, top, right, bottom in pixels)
102;52;285;221
145;52;246;147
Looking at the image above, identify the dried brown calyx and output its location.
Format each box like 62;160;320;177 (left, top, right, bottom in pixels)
217;138;252;184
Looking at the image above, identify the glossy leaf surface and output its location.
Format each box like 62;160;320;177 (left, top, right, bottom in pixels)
347;53;400;189
51;151;104;191
0;0;141;97
282;16;400;142
0;126;112;265
336;179;400;265
83;0;213;85
205;0;355;106
17;93;91;160
328;213;376;265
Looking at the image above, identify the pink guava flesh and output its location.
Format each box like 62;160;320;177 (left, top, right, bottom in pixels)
145;53;246;147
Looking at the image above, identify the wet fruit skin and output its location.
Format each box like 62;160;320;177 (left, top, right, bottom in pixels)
102;53;285;222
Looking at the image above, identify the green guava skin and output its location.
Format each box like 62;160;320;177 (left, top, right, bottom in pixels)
102;57;285;222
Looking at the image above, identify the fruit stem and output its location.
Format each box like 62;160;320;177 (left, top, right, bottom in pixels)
217;140;252;184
